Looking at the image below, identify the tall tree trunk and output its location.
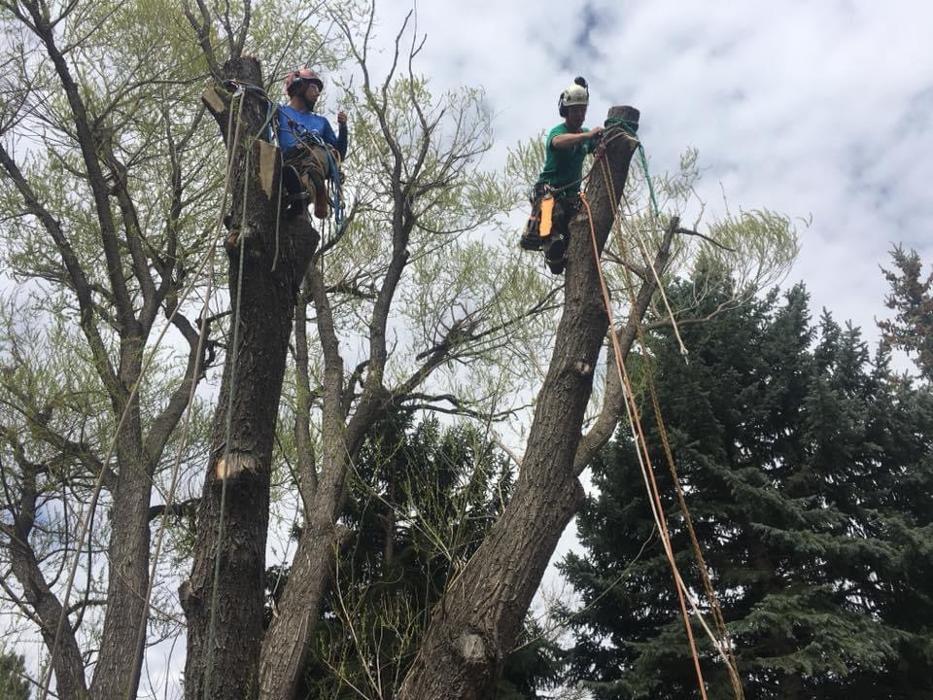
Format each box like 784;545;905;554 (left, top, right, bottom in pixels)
258;168;414;696
7;474;88;700
257;258;382;699
399;106;645;699
90;404;151;700
257;460;345;698
181;57;316;699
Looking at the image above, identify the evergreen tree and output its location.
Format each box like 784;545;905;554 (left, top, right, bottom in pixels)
266;414;561;699
498;620;566;700
0;648;30;700
561;274;933;698
879;246;933;381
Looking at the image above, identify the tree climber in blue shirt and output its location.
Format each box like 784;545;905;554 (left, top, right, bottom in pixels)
278;68;349;220
522;77;603;274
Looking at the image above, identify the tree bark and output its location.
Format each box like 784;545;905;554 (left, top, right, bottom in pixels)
9;538;88;699
89;407;151;700
5;458;88;700
258;98;420;695
257;259;381;699
398;106;645;699
181;57;316;699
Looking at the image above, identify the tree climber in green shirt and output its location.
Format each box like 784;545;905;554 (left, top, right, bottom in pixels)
521;76;604;274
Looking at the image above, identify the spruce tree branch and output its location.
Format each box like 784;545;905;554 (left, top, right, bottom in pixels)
513;527;657;654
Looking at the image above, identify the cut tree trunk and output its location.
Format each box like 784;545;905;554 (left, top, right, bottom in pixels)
181;57;317;699
398;105;643;699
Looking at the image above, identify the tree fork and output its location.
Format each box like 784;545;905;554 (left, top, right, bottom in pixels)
398;106;644;699
181;57;317;699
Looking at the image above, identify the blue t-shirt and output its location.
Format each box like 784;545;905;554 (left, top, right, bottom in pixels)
277;105;343;155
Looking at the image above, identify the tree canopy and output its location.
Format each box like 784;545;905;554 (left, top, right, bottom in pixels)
562;270;933;698
0;1;809;698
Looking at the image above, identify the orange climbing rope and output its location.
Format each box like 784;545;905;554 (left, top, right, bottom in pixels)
594;154;744;698
580;191;709;700
577;130;745;693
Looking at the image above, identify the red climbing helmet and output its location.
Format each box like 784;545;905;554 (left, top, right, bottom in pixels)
284;68;324;95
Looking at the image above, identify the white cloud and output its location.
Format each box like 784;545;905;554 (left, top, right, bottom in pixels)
359;0;933;634
365;1;933;340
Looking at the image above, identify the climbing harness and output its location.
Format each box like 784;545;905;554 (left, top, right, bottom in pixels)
522;116;604;270
521;183;556;250
279;116;345;228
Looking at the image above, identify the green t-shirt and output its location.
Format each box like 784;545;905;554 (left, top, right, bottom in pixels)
537;123;593;196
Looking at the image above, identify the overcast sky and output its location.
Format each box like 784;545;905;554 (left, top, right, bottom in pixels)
17;3;933;694
352;0;933;640
372;0;933;341
157;5;932;693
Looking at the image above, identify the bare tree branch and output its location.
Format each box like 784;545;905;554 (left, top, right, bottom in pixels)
183;0;221;78
574;216;678;474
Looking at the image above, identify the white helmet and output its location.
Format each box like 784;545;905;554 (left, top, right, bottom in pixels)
559;77;589;115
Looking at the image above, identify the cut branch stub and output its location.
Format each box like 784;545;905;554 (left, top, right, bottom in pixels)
610;105;640;129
